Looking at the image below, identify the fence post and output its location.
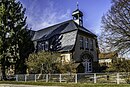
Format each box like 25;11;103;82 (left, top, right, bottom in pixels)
46;74;48;82
94;73;96;83
35;74;37;82
59;74;61;83
16;75;18;81
25;74;27;82
75;74;77;83
117;73;120;84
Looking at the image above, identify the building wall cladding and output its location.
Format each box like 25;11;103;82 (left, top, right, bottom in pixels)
73;30;99;73
73;31;98;62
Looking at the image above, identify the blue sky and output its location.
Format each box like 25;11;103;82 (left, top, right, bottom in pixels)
19;0;112;36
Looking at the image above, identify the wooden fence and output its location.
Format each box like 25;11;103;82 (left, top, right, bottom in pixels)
4;72;130;84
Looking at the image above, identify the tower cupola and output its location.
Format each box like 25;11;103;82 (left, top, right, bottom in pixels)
72;2;83;26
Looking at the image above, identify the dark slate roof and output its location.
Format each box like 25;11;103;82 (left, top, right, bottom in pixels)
59;31;77;52
78;27;96;36
29;29;35;38
32;20;97;52
32;20;96;41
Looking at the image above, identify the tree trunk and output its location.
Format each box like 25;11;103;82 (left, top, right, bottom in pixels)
15;59;27;74
1;65;6;80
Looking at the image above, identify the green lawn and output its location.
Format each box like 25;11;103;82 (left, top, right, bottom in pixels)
0;81;130;87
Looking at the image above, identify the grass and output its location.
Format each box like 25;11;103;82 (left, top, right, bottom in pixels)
0;81;130;87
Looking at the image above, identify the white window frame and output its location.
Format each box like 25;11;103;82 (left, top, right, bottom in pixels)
61;55;65;64
83;58;92;73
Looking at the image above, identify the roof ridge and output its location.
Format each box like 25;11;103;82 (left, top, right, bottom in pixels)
36;19;73;32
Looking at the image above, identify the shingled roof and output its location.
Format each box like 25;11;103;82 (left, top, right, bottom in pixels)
32;20;96;41
32;20;97;52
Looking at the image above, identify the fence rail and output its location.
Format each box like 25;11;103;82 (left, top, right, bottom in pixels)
3;72;130;84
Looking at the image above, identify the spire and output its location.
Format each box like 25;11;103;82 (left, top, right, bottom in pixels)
77;2;79;9
72;2;83;26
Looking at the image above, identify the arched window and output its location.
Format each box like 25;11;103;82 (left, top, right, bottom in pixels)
81;52;93;73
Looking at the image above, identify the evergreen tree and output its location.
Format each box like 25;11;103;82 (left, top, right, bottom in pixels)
0;0;34;80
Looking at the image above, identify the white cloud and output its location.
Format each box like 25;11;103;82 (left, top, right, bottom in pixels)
23;0;71;30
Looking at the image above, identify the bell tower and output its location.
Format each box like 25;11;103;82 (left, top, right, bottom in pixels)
72;2;83;26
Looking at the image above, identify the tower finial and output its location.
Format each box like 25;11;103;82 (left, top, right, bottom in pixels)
77;2;79;9
72;2;83;26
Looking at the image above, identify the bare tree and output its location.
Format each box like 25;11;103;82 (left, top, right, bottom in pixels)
100;0;130;55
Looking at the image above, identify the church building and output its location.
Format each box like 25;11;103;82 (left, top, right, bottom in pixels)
31;7;99;73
